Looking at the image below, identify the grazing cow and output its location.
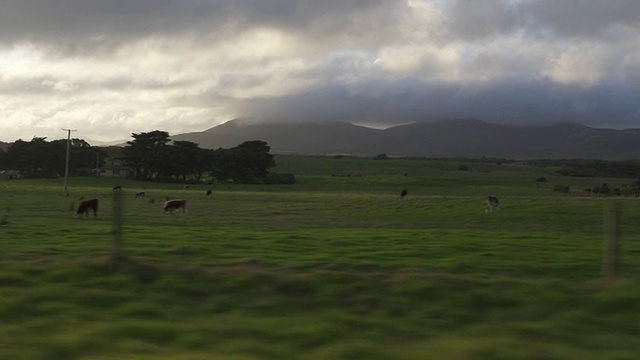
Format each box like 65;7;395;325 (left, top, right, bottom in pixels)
163;199;187;214
77;198;98;218
205;189;212;198
112;185;122;191
485;196;501;214
183;185;190;189
135;191;145;199
400;189;408;200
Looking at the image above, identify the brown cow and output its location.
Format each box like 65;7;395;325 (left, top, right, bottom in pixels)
163;199;187;214
400;189;408;200
77;198;98;218
205;189;212;198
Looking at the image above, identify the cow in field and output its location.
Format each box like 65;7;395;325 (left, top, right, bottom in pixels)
485;196;500;214
112;185;122;191
205;189;212;198
77;198;98;218
163;199;187;214
400;189;408;200
135;191;145;199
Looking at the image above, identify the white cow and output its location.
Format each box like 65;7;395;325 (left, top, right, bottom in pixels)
485;196;501;214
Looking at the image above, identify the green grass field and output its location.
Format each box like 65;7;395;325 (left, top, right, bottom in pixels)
1;156;640;359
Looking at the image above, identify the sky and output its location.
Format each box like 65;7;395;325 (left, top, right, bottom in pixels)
0;0;639;144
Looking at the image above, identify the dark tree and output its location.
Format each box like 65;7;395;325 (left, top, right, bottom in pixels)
173;141;202;182
5;139;30;174
211;147;234;183
212;141;275;184
50;138;105;175
156;141;202;181
0;149;8;169
4;137;106;177
6;137;63;177
122;130;171;180
195;148;216;181
101;146;125;166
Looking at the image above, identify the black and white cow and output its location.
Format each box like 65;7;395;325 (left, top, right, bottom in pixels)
485;196;501;214
135;191;145;199
205;189;212;198
163;199;187;214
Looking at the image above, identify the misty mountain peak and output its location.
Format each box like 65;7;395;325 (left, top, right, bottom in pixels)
170;119;640;159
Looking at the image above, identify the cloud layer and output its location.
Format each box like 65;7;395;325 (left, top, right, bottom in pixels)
0;0;638;142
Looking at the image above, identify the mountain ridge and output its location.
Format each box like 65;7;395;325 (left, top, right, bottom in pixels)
167;118;640;159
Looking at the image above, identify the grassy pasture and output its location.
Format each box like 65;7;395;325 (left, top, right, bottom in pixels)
1;156;640;359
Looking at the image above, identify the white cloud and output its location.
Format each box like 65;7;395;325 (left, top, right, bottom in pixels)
375;43;463;78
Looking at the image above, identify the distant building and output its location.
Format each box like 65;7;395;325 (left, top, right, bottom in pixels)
0;170;23;180
98;165;131;178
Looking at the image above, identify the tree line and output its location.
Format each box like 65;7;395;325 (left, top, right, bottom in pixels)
0;130;289;184
122;130;283;184
0;137;104;177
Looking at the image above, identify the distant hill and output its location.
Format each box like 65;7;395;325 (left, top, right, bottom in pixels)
171;120;380;155
170;119;640;160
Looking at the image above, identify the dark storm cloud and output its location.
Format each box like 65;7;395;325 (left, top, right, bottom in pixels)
0;0;403;53
443;0;640;41
227;0;640;129
444;0;520;40
0;1;211;42
519;0;640;39
0;0;639;142
238;77;640;128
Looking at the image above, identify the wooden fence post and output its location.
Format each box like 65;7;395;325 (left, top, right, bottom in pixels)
111;191;126;263
603;202;620;278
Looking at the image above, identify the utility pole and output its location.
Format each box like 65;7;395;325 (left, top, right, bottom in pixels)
62;128;77;195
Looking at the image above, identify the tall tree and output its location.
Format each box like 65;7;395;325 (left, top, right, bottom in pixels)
195;148;216;181
50;138;105;174
6;137;63;177
235;140;275;183
122;130;171;180
172;140;201;182
0;149;8;170
211;147;234;183
212;140;275;184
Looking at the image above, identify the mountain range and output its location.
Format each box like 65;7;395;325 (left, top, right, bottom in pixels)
170;119;640;160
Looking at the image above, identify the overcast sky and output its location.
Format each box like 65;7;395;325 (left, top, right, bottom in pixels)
0;0;639;143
